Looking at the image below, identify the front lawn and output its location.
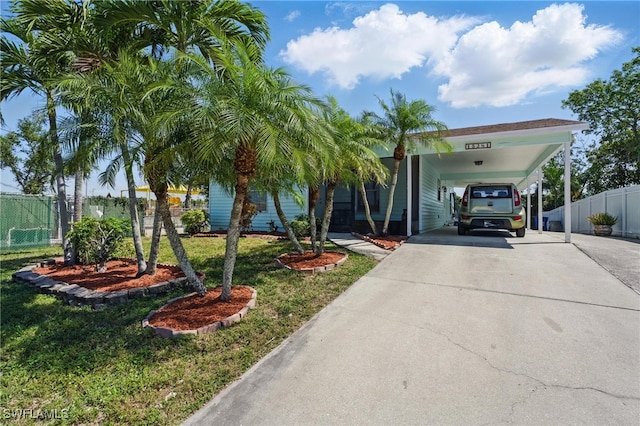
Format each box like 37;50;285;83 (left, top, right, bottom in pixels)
0;236;376;425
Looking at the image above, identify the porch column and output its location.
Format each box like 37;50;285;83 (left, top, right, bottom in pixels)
537;168;543;234
406;155;412;236
526;175;531;229
564;135;572;243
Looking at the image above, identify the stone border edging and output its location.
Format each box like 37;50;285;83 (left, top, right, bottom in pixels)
11;259;200;309
141;286;257;338
274;251;348;274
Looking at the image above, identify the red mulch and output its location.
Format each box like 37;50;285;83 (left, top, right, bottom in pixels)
147;286;254;331
277;251;346;269
352;232;407;250
33;259;184;292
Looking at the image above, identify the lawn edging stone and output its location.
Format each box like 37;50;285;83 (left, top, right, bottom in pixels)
274;251;348;274
11;259;201;309
142;287;258;338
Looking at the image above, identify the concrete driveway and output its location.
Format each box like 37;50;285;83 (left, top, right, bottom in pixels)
184;228;640;425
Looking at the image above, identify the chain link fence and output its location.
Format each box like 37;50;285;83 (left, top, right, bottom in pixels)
0;193;55;250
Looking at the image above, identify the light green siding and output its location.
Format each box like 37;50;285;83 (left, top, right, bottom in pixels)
209;182;308;232
420;157;448;232
354;157;407;222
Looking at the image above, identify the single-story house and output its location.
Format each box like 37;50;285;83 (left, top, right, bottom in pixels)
209;118;588;240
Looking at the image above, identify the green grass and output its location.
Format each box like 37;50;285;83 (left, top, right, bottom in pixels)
0;236;376;425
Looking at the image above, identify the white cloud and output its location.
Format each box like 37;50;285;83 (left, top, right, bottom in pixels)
280;3;622;108
280;3;478;89
435;3;623;107
284;10;300;23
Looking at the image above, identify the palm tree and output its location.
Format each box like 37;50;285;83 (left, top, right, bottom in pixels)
315;97;388;254
1;14;73;252
96;0;269;65
190;45;328;301
93;0;270;283
10;0;151;271
365;89;450;235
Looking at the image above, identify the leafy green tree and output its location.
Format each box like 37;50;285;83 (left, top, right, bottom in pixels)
541;150;586;209
562;47;640;194
365;89;450;235
0;112;55;194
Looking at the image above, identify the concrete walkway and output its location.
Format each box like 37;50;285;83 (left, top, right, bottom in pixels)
184;227;640;425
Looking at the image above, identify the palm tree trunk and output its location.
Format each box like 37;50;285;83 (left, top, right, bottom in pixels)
309;186;319;252
145;208;162;275
184;182;192;209
272;190;304;254
359;181;377;235
221;173;250;301
316;181;337;255
155;187;206;295
382;158;402;235
73;169;83;223
120;144;147;275
47;91;71;260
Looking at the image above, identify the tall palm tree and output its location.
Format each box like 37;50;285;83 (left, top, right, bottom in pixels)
96;0;269;65
315;97;388;254
190;45;328;301
10;0;151;270
1;13;73;251
365;89;450;235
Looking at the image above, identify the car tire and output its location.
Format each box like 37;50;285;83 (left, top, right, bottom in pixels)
516;227;525;237
457;225;466;235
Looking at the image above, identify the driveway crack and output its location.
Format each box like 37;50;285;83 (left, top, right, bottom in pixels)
420;322;640;403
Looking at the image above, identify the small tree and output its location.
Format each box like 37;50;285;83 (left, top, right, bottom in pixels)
67;217;129;272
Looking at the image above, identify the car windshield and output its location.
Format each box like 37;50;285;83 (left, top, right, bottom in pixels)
470;186;511;198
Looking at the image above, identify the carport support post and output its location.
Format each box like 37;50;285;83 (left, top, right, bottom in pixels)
537;169;543;234
564;136;572;243
526;175;531;229
406;155;412;237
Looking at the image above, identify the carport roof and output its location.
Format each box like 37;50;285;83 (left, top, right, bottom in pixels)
409;118;589;188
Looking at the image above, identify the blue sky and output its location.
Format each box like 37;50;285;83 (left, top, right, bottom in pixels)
1;1;638;194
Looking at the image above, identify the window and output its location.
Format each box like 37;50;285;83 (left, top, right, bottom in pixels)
248;190;267;212
357;182;380;213
470;186;511;199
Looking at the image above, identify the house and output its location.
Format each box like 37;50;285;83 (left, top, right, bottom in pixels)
209;118;588;238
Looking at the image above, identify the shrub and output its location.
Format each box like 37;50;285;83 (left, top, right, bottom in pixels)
181;209;210;235
67;217;130;271
290;220;310;238
587;212;618;226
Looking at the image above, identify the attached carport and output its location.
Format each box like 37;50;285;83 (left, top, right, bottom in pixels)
410;118;589;242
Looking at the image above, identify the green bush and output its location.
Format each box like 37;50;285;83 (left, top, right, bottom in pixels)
67;217;130;269
181;209;210;235
290;220;310;238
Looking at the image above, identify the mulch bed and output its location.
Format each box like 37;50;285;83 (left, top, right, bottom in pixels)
351;232;408;250
277;251;347;269
146;286;255;331
32;259;185;292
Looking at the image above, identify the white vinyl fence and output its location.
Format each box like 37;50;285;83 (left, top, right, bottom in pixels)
547;185;640;239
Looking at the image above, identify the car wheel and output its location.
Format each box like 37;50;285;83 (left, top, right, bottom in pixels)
516;227;525;237
457;225;466;235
